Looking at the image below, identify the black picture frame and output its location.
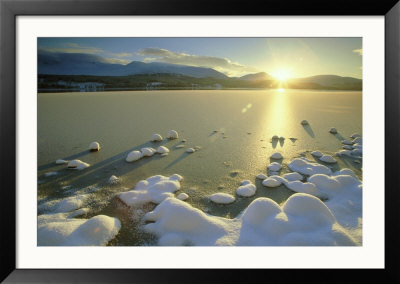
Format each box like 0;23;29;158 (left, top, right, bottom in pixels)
1;0;399;282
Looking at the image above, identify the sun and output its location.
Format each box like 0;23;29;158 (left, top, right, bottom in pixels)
271;68;293;82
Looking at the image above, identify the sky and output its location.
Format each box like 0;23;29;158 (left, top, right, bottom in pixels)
38;38;362;79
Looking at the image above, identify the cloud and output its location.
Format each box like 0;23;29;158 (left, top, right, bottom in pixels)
103;57;130;65
353;49;363;56
137;47;257;76
39;43;103;54
109;52;133;58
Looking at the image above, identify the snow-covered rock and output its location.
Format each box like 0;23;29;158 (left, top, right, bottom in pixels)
282;172;303;181
319;155;337;163
118;175;182;206
151;134;163;142
177;193;189;201
256;173;267;180
67;159;90;170
301;120;309;125
89;141;101;151
157;146;170;154
329;128;337;134
209;193;235;204
288;158;331;176
141;147;156;157
270;152;283;159
166;130;179;139
262;177;282;187
267;162;282;172
126;150;143;162
56;159;68;165
38;214;121;246
186;148;195;153
311;151;323;158
236;182;257;197
108;175;120;185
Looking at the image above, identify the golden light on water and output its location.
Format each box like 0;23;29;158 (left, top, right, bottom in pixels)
263;89;292;138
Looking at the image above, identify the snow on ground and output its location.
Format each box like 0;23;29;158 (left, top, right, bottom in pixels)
118;175;181;206
38;213;121;246
137;148;362;246
288;158;332;176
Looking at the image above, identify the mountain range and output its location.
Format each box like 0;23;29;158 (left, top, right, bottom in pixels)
38;51;362;90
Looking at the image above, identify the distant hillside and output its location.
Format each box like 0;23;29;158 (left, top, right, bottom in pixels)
38;73;362;91
240;72;274;81
38;51;228;79
287;75;362;90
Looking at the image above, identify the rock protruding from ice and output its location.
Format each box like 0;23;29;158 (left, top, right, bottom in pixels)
267;162;282;172
67;159;90;170
301;120;309;125
56;159;68;165
209;193;235;204
141;147;156;157
282;172;303;181
118;175;182;206
350;133;361;139
262;177;281;187
108;175;120;185
270;152;283;159
272;135;279;140
288;158;332;176
143;193;357;246
341;139;353;145
186;148;195;153
319;155;337;163
157;146;170;154
236;182;256;197
166;130;179;139
256;173;267;180
177;193;189;201
89;141;101;152
38;213;121;246
151;134;163;142
311;151;323;158
126;150;143;162
329;128;337;134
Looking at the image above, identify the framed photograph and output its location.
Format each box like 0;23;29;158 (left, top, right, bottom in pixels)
1;0;399;282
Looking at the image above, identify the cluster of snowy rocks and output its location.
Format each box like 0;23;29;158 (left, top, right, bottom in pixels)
113;160;361;246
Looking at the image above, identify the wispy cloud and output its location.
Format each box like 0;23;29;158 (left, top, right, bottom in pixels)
109;52;133;58
39;42;104;54
353;49;363;55
103;57;131;65
137;47;257;76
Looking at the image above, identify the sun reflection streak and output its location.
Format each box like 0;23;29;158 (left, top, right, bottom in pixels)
264;90;291;138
